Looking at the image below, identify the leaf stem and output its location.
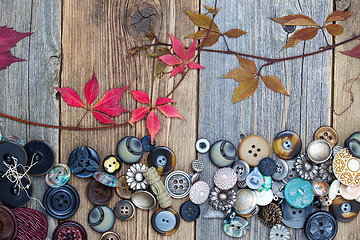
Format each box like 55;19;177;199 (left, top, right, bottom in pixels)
76;111;89;128
320;27;330;46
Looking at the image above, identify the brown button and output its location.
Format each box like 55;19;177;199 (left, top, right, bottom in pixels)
273;130;302;160
87;180;113;205
313;126;339;148
0;204;17;240
53;221;87;240
238;135;270;167
100;231;120;240
115;175;133;199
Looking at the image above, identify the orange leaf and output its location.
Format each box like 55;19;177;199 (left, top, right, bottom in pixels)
224;29;247;38
220;68;256;82
236;56;257;73
271;14;318;26
261;75;289;96
232;78;259;103
185;10;220;33
340;44;360;58
282;27;319;49
325;24;344;36
325;11;354;24
201;32;221;47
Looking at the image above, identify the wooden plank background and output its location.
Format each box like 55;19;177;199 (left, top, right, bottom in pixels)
0;0;359;239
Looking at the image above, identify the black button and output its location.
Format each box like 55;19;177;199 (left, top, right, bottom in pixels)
87;180;113;205
258;157;276;176
43;184;80;219
148;146;176;175
0;204;17;240
0;177;33;208
0;141;27;173
345;132;360;158
180;201;200;222
305;211;337;240
114;200;135;221
12;207;48;240
68;146;100;178
103;155;121;175
52;221;87;240
24;140;55;176
330;196;359;222
141;135;156;151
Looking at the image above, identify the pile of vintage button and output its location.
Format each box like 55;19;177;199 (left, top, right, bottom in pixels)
1;127;360;240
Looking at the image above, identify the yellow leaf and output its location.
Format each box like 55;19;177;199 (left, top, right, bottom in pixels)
224;29;247;38
271;14;319;26
232;78;259;103
185;10;220;33
262;75;289;96
325;24;344;36
236;56;257;73
220;68;256;82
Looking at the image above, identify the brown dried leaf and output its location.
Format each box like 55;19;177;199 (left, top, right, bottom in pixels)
224;29;247;38
325;24;344;36
185;10;220;33
145;32;155;41
261;75;289;95
232;78;259;103
340;44;360;58
149;48;171;57
271;14;319;26
156;61;168;77
220;68;255;82
200;31;221;47
282;27;319;49
236;56;257;73
186;30;209;39
325;11;354;24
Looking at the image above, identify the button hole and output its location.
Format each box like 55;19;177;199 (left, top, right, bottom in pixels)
252;145;255;148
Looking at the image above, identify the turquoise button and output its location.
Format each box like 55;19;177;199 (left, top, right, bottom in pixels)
284;178;314;208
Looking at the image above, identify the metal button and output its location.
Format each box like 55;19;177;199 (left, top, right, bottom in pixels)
126;163;148;190
12;207;48;240
0;177;33;208
165;171;191;198
272;181;286;199
345;132;360;158
189;181;210;205
313;126;339;147
209;187;236;212
131;190;156;210
87;180;113;205
180;201;200;222
284;178;314;208
148;146;176;175
222;213;249;238
45;164;71;188
330;196;359;222
0;204;17;240
114;200;135;221
117;136;143;164
190;172;201;184
319;160;335;183
272;159;288;181
232;160;250;182
103;155;121;175
295;153;319;180
100;232;120;240
68;146;100;178
305;211;337;240
282;160;299;184
52;221;87;240
238;135;270;167
0;141;27;173
209;140;237;167
280;200;314;229
191;159;204;173
214;167;237;190
151;208;180;235
273;130;302;160
233;189;257;216
246;167;263;189
258;203;282;227
195;138;210;153
269;224;290;240
115;175;133;199
88;206;115;233
307;140;332;163
141;135;156;151
321;195;333;206
333;148;360;186
333;145;343;157
258;157;276;176
24;140;55;176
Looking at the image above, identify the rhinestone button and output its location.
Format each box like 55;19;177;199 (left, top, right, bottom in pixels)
165;171;191;198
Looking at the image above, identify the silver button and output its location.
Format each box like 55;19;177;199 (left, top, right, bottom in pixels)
190;172;201;185
165;171;191;199
272;181;286;199
307;140;332;163
272;159;288;181
195;139;210;153
282;160;298;184
191;159;204;173
232;160;250;181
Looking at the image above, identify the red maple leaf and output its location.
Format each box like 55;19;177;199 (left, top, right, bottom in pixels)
55;72;129;125
159;33;204;78
0;26;32;70
129;91;184;143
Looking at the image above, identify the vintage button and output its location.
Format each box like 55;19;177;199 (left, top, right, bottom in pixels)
141;135;156;152
333;145;343;157
281;160;298;184
345;132;360;158
258;175;272;191
255;189;273;206
238;135;270;167
307;140;332;163
126;163;148;190
214;167;237;190
237;180;247;188
94;172;120;188
222;212;249;238
209;140;237;167
0;204;17;240
314;126;339;147
100;232;120;240
272;181;286;199
131;190;156;210
24;140;55;176
258;157;276;176
258;203;282;227
339;184;360;200
328;180;341;200
272;159;288;181
165;171;191;198
319;160;335;183
0;141;27;173
115;175;133;199
43;184;80;219
180;200;200;222
12;207;47;240
209;187;236;212
246;167;263;189
103;155;121;175
191;159;204;173
4;136;24;146
330;196;359;222
0;176;33;208
312;180;329;196
305;211;337;240
233;189;257;216
45;163;71;188
333;148;360;185
87;180;113;205
88;205;115;233
53;221;87;240
273;130;302;160
189;181;210;204
68;146;100;178
151;208;180;235
284;178;314;208
232;160;250;181
117;136;143;164
321;195;333;206
190;172;201;184
195;138;210;153
148;146;176;175
280;200;314;229
269;224;290;240
295;153;319;180
114;200;135;221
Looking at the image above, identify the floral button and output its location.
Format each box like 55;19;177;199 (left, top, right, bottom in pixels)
126;163;148;190
273;130;302;160
313;126;339;148
269;224;290;240
295;153;319;180
209;187;236;212
238;135;270;167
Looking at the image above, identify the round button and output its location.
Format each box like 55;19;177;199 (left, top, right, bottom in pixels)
191;159;204;173
0;177;33;208
312;180;329;196
209;187;236;212
255;189;273;206
12;207;48;240
103;155;121;175
321;195;333;206
333;148;360;186
282;160;299;184
345;132;360;158
117;136;143;164
93;172;120;188
232;160;250;181
233;189;257;216
238;135;270;167
45;164;71;188
87;180;113;205
141;135;156;151
295;153;319;180
43;184;80;219
195;138;210;153
273;130;302;160
209;140;237;167
180;201;200;222
258;203;282;227
24;140;55;176
258;157;276;176
0;204;17;240
272;181;286;199
307;140;332;163
88;205;115;233
189;181;210;204
269;224;290;240
131;190;156;210
280;200;314;229
114;200;135;221
319;160;335;183
330;196;359;222
68;146;100;178
305;211;337;240
115;175;133;199
190;172;201;184
314;126;339;147
53;221;87;240
148;146;176;175
222;212;249;238
165;171;191;198
213;167;237;190
272;159;288;181
151;208;180;235
0;141;27;173
284;178;314;208
100;232;120;240
246;167;263;189
339;184;360;200
126;163;148;190
329;180;341;200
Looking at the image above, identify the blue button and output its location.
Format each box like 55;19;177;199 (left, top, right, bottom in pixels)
284;178;314;208
180;201;200;222
151;208;180;235
141;136;156;151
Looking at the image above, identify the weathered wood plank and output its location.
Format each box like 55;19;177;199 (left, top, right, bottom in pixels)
197;0;332;239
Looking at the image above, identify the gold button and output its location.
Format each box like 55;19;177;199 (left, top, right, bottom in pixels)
313;126;339;147
115;175;133;199
238;135;270;167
